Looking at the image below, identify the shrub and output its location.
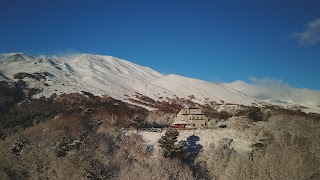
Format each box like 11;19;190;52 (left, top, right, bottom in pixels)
27;88;40;98
235;109;245;116
218;124;227;128
0;131;8;140
55;136;72;157
85;159;119;180
248;107;264;121
219;111;230;120
10;136;28;156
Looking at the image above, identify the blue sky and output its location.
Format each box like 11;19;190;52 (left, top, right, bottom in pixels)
1;0;320;90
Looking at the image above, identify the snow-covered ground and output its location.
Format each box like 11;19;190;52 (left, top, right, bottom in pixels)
0;53;259;107
137;128;252;157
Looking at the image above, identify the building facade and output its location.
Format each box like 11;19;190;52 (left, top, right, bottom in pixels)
172;107;207;129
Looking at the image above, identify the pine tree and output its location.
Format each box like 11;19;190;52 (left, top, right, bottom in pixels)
131;116;145;132
174;140;187;159
158;128;187;159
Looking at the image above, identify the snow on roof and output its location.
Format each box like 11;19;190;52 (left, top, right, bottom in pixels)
172;121;192;125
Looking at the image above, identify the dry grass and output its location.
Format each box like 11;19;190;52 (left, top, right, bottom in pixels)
0;110;198;179
199;114;320;180
1;92;320;179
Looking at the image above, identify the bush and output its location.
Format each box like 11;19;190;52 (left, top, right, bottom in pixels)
235;109;245;116
10;136;28;156
0;131;8;140
219;111;230;120
248;107;264;121
55;136;72;157
85;159;119;180
218;124;227;128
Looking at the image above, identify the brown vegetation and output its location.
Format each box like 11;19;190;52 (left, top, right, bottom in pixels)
198;113;320;180
13;72;47;81
0;108;195;179
1;81;320;179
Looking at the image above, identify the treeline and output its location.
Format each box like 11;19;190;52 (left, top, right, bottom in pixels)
0;80;147;135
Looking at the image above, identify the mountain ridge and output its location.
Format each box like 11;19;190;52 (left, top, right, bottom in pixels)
1;52;318;113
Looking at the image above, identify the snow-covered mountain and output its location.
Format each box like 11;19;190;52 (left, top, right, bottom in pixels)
2;52;319;113
0;53;261;109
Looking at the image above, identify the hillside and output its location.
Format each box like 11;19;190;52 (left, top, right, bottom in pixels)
0;90;319;179
1;53;320;179
0;53;259;109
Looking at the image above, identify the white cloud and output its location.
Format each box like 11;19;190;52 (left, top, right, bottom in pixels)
33;49;82;60
292;18;320;46
56;49;81;57
227;77;320;107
